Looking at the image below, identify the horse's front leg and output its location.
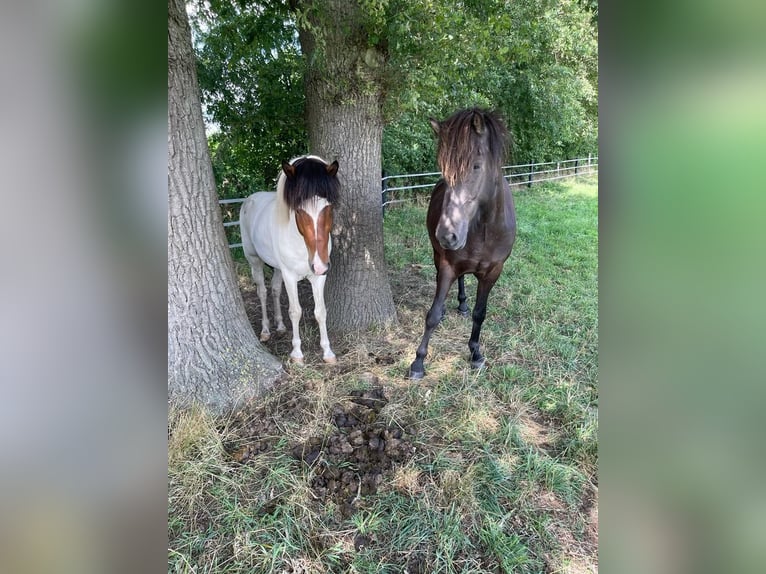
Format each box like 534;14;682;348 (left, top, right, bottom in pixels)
281;272;304;363
308;274;336;363
408;265;456;379
468;268;502;369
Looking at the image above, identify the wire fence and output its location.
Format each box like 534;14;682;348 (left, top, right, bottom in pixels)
220;155;597;249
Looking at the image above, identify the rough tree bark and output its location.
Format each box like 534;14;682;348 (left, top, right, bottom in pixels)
168;0;281;413
295;0;397;331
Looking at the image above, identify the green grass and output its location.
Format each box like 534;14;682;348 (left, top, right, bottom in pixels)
169;176;598;573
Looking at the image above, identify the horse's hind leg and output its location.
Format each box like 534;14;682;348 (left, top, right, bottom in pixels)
457;275;470;317
308;274;336;363
271;269;286;333
409;265;456;379
246;254;271;341
468;269;502;369
439;275;467;321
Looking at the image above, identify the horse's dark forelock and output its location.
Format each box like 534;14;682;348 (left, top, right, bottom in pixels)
437;108;509;187
283;157;340;212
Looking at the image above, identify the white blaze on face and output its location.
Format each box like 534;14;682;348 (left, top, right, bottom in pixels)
436;187;473;250
295;197;333;275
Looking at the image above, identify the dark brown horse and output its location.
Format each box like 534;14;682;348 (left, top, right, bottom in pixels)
408;108;516;379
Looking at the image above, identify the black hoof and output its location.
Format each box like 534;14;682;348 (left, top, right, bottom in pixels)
457;308;470;318
408;367;425;380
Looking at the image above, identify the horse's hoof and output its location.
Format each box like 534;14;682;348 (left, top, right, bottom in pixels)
323;355;337;364
470;357;486;370
259;332;270;342
458;309;470;318
290;356;304;364
408;367;425;380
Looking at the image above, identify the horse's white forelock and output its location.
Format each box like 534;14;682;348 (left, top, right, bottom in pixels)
275;154;331;227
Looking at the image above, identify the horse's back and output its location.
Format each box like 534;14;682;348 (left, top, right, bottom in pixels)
241;192;279;268
246;192;278;213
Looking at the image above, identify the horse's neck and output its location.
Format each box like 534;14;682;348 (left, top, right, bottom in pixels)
276;209;299;238
275;210;310;261
479;176;512;227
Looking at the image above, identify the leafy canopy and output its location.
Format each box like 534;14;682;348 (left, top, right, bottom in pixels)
190;0;598;191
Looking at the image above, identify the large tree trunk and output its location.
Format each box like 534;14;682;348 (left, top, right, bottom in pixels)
297;0;397;331
168;0;281;413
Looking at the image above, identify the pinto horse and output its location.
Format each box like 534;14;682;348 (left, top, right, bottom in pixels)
408;108;516;379
240;155;340;363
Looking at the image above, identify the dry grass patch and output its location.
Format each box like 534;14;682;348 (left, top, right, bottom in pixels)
436;464;481;517
168;406;223;468
517;411;557;452
168;406;231;522
497;452;521;475
391;462;424;497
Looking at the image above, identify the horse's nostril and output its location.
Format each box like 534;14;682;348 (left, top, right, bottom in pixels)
439;232;457;247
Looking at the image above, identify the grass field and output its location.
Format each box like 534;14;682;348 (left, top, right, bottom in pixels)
168;176;598;573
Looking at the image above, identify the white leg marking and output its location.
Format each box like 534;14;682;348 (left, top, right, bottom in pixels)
282;273;303;362
309;275;335;363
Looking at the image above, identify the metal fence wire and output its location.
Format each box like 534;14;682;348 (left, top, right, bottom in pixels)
220;155;597;249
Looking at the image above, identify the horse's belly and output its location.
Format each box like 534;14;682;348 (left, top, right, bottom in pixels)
243;193;280;268
252;233;280;269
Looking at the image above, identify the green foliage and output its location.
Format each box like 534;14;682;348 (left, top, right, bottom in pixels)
381;112;437;175
383;0;598;165
192;1;308;197
190;0;597;193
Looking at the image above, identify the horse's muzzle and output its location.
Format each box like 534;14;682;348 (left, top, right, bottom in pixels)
435;215;468;250
436;231;466;251
312;260;330;275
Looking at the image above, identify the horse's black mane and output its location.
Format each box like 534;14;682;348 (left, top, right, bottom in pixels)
436;108;509;187
282;156;340;212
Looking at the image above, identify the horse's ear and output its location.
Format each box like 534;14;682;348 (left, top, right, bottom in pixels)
326;160;339;177
429;118;440;136
472;112;485;134
282;161;296;179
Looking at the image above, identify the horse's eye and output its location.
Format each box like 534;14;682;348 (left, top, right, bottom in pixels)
473;163;481;170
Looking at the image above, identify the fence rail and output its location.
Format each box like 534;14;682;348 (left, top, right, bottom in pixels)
220;156;597;248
